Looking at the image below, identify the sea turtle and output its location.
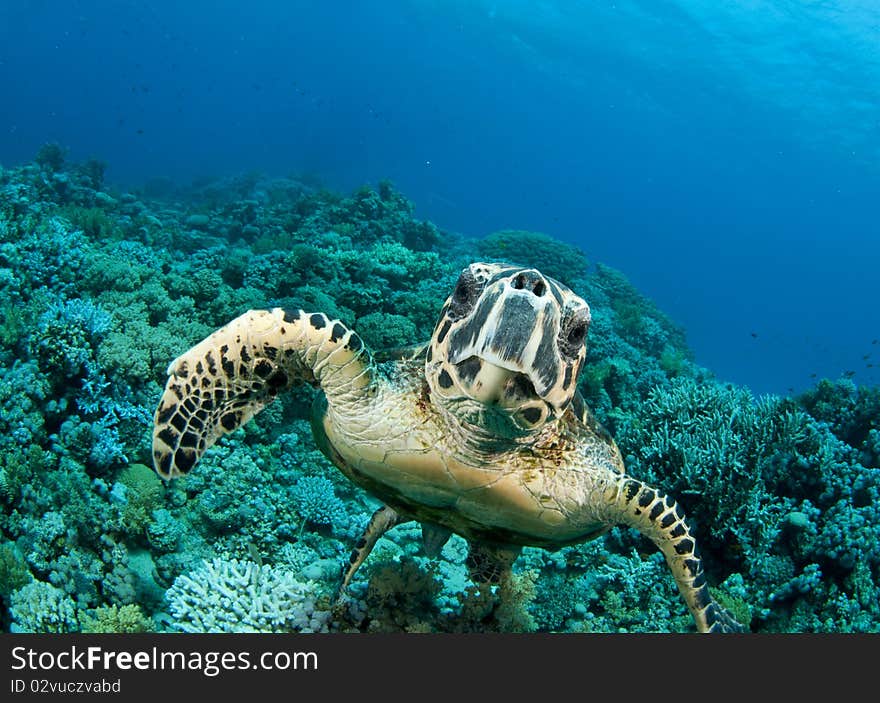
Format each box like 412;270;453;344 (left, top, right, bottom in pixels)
152;262;746;633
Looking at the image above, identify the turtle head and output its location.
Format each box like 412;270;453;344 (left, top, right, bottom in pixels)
427;262;590;439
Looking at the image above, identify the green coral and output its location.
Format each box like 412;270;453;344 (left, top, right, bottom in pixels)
81;604;152;633
116;463;165;537
34;142;67;173
454;570;539;633
362;558;442;632
356;311;418;350
61;205;116;240
477;229;589;287
617;378;792;564
714;590;753;631
0;542;31;598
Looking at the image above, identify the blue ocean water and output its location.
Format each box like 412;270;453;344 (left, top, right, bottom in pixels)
1;0;877;395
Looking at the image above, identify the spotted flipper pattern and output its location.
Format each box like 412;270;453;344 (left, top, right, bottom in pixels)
338;505;401;595
465;542;522;585
610;477;746;633
152;308;374;479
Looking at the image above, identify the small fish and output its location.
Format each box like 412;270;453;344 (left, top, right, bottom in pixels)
810;373;817;378
843;370;856;378
246;542;263;567
750;332;758;338
136;128;144;135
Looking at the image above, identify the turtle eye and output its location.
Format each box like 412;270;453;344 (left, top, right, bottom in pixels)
450;269;481;318
566;323;586;346
453;279;471;305
559;309;590;358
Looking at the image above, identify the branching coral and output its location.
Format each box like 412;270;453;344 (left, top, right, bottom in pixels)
291;476;348;530
10;581;79;633
165;558;329;633
80;603;151;633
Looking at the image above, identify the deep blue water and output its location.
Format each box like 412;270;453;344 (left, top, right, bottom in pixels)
1;0;877;395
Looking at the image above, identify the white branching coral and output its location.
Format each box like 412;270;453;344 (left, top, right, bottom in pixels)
10;581;79;633
165;557;330;633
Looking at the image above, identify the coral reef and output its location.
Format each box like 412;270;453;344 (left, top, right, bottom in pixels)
165;558;329;633
9;581;79;633
80;603;152;633
0;147;876;632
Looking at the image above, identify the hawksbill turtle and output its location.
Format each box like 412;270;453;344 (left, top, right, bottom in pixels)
152;262;746;633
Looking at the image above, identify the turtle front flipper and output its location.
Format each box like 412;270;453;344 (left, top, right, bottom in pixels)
152;308;374;479
608;478;747;633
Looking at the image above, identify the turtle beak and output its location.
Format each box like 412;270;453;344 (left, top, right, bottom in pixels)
464;360;513;405
456;357;538;408
448;289;561;401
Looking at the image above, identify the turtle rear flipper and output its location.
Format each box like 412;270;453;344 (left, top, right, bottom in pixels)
152;308;375;479
337;505;402;597
465;541;521;585
609;477;747;633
